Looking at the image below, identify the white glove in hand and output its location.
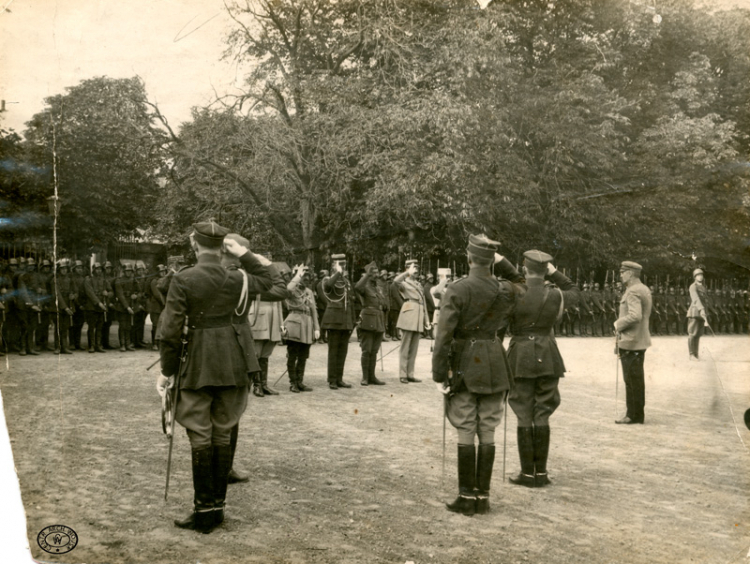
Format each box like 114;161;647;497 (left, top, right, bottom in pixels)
314;330;321;340
494;253;505;265
546;263;557;275
435;382;450;395
156;374;173;398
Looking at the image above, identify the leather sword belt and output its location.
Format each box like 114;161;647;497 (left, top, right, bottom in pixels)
455;330;497;340
190;315;234;329
512;328;553;338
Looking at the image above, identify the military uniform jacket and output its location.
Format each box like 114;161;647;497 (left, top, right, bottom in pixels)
158;252;272;390
147;276;167;314
284;279;320;345
249;264;289;342
615;281;652;351
320;271;356;330
114;277;139;313
82;275;111;311
395;275;429;332
355;273;387;333
505;267;580;380
432;262;518;395
687;282;708;319
52;274;74;312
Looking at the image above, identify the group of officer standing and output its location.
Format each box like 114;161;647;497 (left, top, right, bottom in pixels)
0;256;171;355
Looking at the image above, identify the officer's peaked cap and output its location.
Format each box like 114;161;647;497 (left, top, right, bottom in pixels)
331;254;346;261
620;261;642;272
192;220;230;248
523;249;553;266
693;268;703;278
93;262;102;269
467;234;499;260
405;259;418;267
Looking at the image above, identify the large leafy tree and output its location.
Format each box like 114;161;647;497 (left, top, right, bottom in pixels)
24;76;166;255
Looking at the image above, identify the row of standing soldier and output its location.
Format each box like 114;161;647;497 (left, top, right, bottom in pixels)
0;258;172;355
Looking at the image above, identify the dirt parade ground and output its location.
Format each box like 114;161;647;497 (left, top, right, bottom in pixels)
0;332;748;564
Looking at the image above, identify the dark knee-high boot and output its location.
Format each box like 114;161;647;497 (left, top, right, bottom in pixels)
360;351;370;385
475;443;496;514
260;357;278;395
533;425;551;487
252;371;264;397
509;427;536;488
227;425;249;484
369;349;385;385
446;444;476;516
212;444;233;526
288;354;300;393
297;359;312;391
175;446;215;533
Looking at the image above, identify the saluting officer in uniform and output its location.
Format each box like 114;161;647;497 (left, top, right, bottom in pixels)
248;255;289;397
433;234;517;516
498;251;579;488
320;254;356;390
354;261;388;386
394;259;431;384
155;221;272;534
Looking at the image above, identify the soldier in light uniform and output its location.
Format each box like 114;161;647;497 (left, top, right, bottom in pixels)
433;235;517;516
155;221;272;534
394;259;431;384
248;258;289;397
499;251;579;488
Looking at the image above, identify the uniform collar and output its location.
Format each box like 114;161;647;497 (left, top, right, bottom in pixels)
196;253;221;265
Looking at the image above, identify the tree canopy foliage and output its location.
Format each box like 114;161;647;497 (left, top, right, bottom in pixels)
22;76;166;255
10;1;741;279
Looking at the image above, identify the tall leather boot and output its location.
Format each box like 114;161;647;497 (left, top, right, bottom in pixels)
227;425;249;484
475;443;495;514
360;351;370;386
252;371;264;397
126;331;136;351
259;357;278;395
533;425;551;487
369;350;385;385
446;444;476;516
297;359;312;392
175;446;215;533
212;444;233;526
95;328;106;353
509;427;536;488
288;355;300;393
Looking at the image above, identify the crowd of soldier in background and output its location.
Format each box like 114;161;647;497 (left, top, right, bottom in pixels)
555;281;749;338
1;254;747;359
0;256;171;355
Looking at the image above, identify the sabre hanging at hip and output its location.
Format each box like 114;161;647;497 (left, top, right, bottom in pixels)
164;318;189;501
614;333;620;419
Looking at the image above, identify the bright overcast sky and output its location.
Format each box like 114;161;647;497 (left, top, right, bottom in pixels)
1;0;749;135
0;0;244;133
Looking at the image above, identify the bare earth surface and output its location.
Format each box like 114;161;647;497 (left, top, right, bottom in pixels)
0;333;748;564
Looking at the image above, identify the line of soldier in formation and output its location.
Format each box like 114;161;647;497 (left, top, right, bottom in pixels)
1;253;747;363
0;256;171;355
